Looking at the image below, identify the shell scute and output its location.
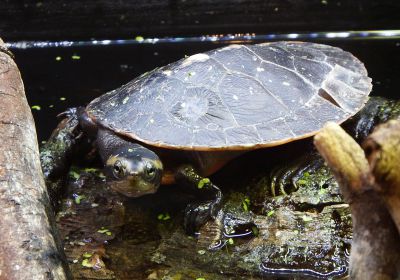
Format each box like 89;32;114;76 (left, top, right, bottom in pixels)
86;41;372;150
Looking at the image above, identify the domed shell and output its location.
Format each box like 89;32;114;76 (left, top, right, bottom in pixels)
86;41;372;151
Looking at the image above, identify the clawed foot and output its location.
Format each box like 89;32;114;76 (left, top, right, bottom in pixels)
57;107;78;119
176;165;223;235
269;152;325;197
192;207;256;250
184;200;217;235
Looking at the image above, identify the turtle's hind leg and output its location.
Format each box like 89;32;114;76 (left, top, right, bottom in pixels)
175;165;222;235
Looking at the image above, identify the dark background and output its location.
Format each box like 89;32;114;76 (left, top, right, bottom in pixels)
1;0;400;41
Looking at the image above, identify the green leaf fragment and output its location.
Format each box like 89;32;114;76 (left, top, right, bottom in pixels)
83;168;99;173
251;226;259;236
302;215;313;222
82;252;92;258
242;197;251;211
31;105;41;111
81;259;93;268
55;56;62;61
157;213;171;221
228;238;234;245
97;227;109;234
297;179;308;185
69;170;80;179
197;178;210;189
318;188;327;195
60;97;66;101
196;278;206;280
135;36;144;42
267;210;275;217
71;54;81;60
74;195;85;204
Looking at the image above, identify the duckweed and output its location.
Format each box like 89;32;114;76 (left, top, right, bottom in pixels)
197;178;210;189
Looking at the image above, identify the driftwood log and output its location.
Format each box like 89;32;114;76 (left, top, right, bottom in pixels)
0;39;70;279
314;121;400;280
363;120;400;233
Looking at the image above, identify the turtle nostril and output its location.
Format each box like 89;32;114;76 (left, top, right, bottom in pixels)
129;170;140;176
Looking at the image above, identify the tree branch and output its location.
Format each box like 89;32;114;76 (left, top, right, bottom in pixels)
314;122;400;280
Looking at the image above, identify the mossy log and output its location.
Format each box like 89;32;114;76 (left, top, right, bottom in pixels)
314;121;400;280
0;39;70;279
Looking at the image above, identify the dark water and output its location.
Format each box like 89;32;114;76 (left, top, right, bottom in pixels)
8;33;400;141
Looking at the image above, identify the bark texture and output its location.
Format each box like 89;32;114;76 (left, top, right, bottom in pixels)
314;122;400;280
0;38;70;279
363;120;400;233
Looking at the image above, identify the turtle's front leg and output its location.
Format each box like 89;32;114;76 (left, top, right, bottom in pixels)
40;107;91;207
41;108;81;180
175;165;222;235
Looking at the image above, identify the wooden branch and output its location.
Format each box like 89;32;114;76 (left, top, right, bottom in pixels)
314;122;400;280
0;39;71;279
363;120;400;233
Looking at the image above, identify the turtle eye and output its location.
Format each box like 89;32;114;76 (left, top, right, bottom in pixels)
112;160;125;178
144;162;157;180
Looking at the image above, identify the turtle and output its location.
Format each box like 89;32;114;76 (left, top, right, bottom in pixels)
48;41;372;234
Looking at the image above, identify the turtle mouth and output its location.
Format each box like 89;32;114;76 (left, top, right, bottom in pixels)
109;176;158;197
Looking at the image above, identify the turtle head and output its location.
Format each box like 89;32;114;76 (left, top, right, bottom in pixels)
104;144;163;197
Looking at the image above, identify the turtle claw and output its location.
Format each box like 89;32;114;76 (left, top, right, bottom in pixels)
270;152;324;197
184;200;215;235
57;107;78;119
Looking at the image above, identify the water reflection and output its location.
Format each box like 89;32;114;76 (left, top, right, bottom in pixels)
6;29;400;49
